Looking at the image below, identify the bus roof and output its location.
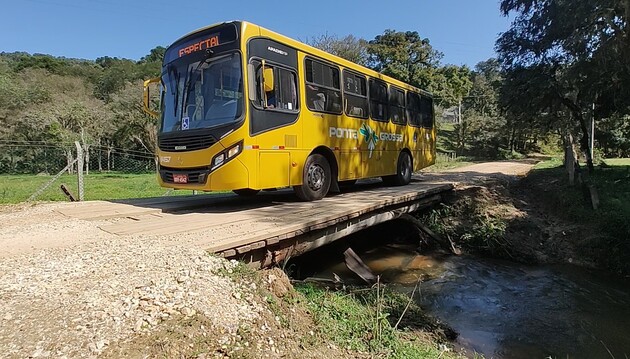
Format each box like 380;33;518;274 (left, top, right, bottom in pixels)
168;20;432;97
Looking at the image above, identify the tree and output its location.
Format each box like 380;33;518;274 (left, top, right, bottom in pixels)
94;57;142;101
431;65;472;107
367;30;442;88
139;46;166;64
460;60;506;157
497;0;630;172
108;80;158;154
306;34;369;66
137;46;165;79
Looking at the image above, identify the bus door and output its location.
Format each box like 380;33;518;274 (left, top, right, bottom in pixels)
247;38;300;188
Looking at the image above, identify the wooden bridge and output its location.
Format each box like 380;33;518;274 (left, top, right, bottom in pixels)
57;179;453;267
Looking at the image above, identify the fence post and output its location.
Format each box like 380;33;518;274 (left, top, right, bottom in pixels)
75;141;84;201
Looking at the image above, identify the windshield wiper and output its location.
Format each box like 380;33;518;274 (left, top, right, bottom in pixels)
181;49;214;118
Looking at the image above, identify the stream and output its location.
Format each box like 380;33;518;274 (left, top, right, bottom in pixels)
292;243;630;358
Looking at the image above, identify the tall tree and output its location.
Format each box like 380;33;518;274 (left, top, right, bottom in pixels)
367;30;442;88
461;60;507;157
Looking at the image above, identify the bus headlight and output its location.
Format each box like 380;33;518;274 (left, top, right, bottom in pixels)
210;140;243;171
212;153;225;168
227;143;241;158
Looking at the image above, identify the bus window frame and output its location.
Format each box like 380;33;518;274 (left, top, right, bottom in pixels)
369;78;389;123
342;69;369;120
406;91;423;128
248;57;300;115
389;85;407;126
303;56;343;115
420;95;434;129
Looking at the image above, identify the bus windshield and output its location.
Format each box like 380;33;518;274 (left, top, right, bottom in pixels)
160;52;243;133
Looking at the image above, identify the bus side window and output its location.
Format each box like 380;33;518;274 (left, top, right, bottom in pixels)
304;58;342;114
250;60;298;112
343;70;368;119
276;69;298;111
389;87;406;125
420;95;434;128
406;92;422;127
369;79;388;122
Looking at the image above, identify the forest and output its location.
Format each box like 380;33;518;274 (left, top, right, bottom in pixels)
1;0;629;176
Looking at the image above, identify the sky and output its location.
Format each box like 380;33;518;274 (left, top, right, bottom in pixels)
1;0;512;67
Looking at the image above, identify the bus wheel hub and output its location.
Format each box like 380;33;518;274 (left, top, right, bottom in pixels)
307;165;325;191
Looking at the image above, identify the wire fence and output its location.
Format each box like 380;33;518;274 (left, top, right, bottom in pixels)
436;150;458;163
0;141;187;204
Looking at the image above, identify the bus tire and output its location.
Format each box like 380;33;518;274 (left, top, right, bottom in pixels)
394;151;413;185
294;154;331;201
383;151;412;186
233;188;260;196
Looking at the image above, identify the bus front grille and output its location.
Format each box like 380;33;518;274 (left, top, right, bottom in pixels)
160;166;209;185
159;134;217;152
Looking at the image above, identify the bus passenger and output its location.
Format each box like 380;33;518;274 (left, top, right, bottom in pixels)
266;90;276;108
313;93;325;111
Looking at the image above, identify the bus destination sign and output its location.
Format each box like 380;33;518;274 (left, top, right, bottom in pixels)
164;24;238;64
178;35;220;57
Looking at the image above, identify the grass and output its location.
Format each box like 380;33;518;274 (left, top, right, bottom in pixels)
533;156;564;170
0;172;194;204
603;158;630;166
420;188;511;258
424;156;474;172
524;157;630;273
296;283;458;358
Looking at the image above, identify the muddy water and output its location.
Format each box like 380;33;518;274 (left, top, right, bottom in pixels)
296;245;630;358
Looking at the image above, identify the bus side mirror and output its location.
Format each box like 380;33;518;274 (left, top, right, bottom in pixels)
263;67;274;92
143;77;161;118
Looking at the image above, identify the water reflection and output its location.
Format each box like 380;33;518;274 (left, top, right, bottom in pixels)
415;257;630;358
296;244;630;358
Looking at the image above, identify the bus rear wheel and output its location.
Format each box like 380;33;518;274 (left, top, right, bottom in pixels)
233;188;260;196
294;154;331;201
383;151;412;186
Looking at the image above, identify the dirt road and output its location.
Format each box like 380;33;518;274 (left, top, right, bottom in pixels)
421;159;537;185
0;160;536;358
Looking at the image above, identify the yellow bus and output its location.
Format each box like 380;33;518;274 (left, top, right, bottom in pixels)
143;21;435;201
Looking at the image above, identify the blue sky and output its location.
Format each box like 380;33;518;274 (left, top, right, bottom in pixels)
1;0;510;67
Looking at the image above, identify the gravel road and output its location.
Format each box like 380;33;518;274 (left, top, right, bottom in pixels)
0;205;261;358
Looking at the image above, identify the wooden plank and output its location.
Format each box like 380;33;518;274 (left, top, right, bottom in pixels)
58;204;164;220
203;185;451;253
98;196;329;236
236;241;266;254
99;211;258;235
219;249;236;257
206;190;434;251
57;193;243;220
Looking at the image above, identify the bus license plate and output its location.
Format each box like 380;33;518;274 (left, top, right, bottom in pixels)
173;174;188;183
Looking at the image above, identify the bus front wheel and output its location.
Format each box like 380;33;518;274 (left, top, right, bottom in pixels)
294;154;331;201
